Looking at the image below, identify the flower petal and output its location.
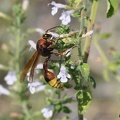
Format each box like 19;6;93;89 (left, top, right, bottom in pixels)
51;7;58;15
41;105;53;118
28;40;36;50
4;71;17;85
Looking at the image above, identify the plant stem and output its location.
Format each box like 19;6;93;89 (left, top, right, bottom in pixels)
15;28;20;78
22;101;32;120
77;1;88;119
94;35;109;65
83;0;99;63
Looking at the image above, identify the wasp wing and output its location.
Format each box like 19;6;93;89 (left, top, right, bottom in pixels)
29;52;40;82
20;51;39;82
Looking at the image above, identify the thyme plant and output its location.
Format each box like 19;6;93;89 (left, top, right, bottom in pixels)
0;0;118;120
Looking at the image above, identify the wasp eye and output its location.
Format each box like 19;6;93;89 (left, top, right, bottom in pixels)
43;34;52;39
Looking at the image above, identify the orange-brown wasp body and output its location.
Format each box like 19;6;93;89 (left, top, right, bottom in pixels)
20;26;62;88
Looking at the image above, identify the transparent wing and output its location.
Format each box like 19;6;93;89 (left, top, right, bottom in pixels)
29;52;40;82
20;51;39;82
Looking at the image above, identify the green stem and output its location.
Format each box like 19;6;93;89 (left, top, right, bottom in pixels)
77;1;88;120
94;36;109;65
22;101;32;120
83;0;99;63
15;29;21;78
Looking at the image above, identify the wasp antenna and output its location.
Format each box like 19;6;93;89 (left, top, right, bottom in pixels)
46;26;63;33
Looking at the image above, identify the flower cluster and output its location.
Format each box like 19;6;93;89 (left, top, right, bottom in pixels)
28;81;46;94
57;65;71;83
4;71;17;85
41;105;54;119
49;1;74;25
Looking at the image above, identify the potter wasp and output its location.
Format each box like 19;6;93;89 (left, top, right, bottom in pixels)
20;26;63;88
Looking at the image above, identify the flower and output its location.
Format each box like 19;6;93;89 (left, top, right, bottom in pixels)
0;84;10;95
59;10;74;25
35;28;45;36
28;81;46;94
36;63;43;69
57;65;71;83
41;105;54;119
28;40;36;51
48;1;66;15
22;0;29;11
4;71;17;85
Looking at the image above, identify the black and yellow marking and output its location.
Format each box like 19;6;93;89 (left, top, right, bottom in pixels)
47;77;62;88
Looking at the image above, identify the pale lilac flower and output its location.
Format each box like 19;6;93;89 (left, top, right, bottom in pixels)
57;65;71;83
4;71;17;85
59;10;74;25
0;84;10;95
41;105;54;119
36;63;43;69
36;28;59;38
35;28;45;36
48;1;66;15
28;81;45;94
26;63;43;82
22;0;29;11
28;40;36;51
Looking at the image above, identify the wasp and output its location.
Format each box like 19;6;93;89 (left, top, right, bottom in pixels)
20;26;63;88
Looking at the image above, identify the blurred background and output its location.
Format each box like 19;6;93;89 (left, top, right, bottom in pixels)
0;0;120;120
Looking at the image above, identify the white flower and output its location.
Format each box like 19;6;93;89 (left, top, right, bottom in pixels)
0;84;10;95
28;81;46;94
4;71;17;85
57;65;71;83
22;0;29;11
59;10;74;25
36;63;43;69
35;28;45;36
41;105;54;119
48;1;66;15
28;40;36;51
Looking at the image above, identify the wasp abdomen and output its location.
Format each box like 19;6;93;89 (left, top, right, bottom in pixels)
44;71;62;88
43;60;62;88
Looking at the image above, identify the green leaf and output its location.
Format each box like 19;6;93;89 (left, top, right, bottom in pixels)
99;33;111;40
88;76;96;88
80;63;90;80
62;106;71;113
106;0;118;18
55;103;62;112
63;82;73;88
76;90;92;114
